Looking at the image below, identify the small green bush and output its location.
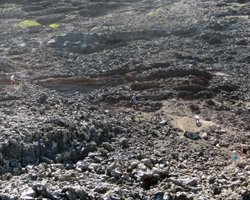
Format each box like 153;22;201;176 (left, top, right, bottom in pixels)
49;23;60;28
17;20;41;28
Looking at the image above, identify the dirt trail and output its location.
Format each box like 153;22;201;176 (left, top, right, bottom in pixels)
171;116;215;132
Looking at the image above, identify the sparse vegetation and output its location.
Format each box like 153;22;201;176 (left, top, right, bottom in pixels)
17;20;41;28
148;8;163;17
49;23;60;28
1;0;250;199
226;3;247;10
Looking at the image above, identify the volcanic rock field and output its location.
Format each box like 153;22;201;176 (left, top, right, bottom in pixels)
0;0;249;199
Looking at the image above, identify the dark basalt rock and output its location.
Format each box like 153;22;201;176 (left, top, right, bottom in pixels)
0;0;249;199
242;190;250;200
37;93;48;104
184;131;200;140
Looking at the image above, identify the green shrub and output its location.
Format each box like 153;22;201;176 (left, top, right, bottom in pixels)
49;23;60;28
17;20;41;28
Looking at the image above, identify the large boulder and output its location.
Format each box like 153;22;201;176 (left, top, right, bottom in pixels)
20;188;36;200
184;131;200;140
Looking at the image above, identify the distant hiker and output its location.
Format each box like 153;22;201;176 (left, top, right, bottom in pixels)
233;149;239;163
130;95;137;110
11;75;15;85
194;114;201;127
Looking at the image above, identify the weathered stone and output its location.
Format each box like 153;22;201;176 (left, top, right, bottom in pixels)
119;137;129;148
176;192;188;200
141;158;153;169
181;178;198;187
208;176;215;184
159;120;168;125
212;185;221;195
0;0;248;199
37;93;48;104
20;188;36;200
200;132;208;140
102;142;114;152
184;131;200;140
110;169;122;179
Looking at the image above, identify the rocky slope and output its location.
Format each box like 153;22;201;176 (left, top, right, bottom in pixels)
0;0;249;199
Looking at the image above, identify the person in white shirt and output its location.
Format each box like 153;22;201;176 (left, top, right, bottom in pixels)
194;114;201;126
11;75;15;85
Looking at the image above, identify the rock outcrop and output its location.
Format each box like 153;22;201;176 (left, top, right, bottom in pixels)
0;0;249;199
